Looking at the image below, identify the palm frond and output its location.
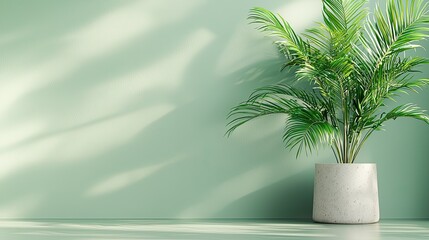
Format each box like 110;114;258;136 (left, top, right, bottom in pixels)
388;78;429;96
322;0;368;53
363;0;429;69
283;107;337;157
226;94;300;137
228;0;429;163
249;7;311;65
304;23;332;53
248;84;321;109
375;104;429;128
248;8;342;102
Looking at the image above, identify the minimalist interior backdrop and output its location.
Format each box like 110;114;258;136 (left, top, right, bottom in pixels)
0;0;428;219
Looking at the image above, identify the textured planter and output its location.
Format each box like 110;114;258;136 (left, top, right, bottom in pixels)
313;163;379;224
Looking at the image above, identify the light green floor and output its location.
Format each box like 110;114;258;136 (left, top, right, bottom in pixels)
0;219;428;240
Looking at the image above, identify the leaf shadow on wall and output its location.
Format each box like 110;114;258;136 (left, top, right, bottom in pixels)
0;0;325;218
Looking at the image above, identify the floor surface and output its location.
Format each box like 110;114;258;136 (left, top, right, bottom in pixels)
0;219;428;240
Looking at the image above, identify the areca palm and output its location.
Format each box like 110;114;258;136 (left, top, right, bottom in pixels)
227;0;429;163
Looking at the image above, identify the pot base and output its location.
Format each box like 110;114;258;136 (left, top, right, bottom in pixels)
312;163;380;224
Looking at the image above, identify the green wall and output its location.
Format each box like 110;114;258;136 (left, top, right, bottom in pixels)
0;0;428;219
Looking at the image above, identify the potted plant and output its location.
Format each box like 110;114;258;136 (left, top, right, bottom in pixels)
227;0;429;224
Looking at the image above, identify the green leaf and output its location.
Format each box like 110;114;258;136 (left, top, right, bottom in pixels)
228;0;429;163
375;103;429;128
249;7;310;65
226;94;300;137
283;107;337;157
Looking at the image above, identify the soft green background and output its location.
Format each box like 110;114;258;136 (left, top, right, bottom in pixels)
0;0;428;219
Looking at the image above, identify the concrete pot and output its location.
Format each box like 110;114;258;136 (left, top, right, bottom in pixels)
312;163;380;224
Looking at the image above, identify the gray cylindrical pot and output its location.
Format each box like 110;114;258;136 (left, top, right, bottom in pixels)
312;163;380;224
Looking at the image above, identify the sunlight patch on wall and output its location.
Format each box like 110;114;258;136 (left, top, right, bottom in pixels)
116;28;215;90
0;105;173;180
63;4;152;59
274;0;322;32
0;0;203;118
64;28;215;126
0;138;59;181
54;104;174;162
0;195;42;218
87;155;183;197
0;119;46;150
0;0;208;186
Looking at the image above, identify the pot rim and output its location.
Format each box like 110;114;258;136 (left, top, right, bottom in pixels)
315;163;376;166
